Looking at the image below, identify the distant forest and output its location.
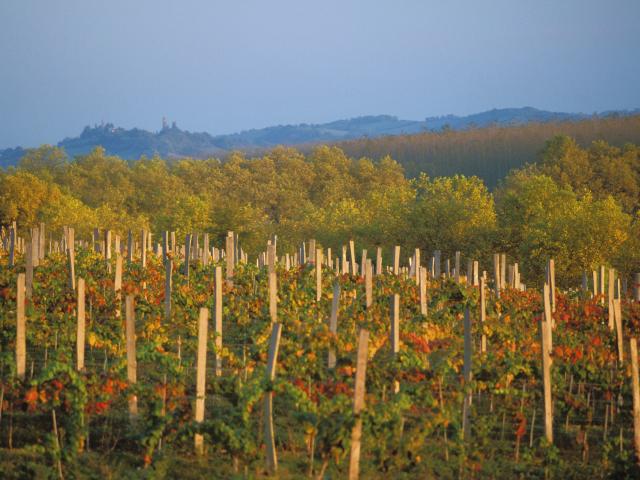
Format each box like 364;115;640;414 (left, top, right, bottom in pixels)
2;127;639;286
336;115;640;188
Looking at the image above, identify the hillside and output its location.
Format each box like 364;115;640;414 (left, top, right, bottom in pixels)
2;107;638;168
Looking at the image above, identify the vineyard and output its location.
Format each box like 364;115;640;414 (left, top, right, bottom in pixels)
1;225;640;479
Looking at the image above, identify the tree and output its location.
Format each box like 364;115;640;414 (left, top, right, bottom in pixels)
410;174;496;260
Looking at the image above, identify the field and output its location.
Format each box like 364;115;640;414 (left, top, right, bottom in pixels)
1;228;640;479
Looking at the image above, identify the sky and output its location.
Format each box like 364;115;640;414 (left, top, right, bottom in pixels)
1;0;639;149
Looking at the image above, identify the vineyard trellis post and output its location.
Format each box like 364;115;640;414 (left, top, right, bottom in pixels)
264;322;282;475
420;266;427;315
316;249;323;303
391;294;400;394
127;230;133;263
194;307;208;454
25;238;33;299
608;268;615;330
16;273;26;379
328;281;340;369
114;254;122;318
462;306;472;441
125;295;138;419
361;249;367;280
184;233;191;281
269;261;277;323
349;240;357;276
614;299;624;365
165;260;172;321
541;283;553;444
480;277;486;353
77;277;85;371
9;223;16;267
348;328;369;480
630;338;640;465
365;259;373;308
493;253;501;298
214;266;223;377
392;246;400;275
226;233;234;279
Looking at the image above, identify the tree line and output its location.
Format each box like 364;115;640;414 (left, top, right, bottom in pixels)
337;115;640;188
1;135;639;286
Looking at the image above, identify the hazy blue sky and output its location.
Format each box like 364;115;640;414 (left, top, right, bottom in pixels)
1;0;639;148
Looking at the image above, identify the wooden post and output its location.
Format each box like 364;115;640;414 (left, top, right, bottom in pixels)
30;227;39;268
599;265;606;304
269;266;277;323
391;294;400;355
165;260;172;321
67;244;76;291
127;230;133;263
162;231;169;264
543;283;553;350
480;277;486;353
16;273;26;379
76;278;86;371
125;296;138;418
25;238;33;299
104;230;111;260
194;307;209;454
365;259;373;308
225;234;234;279
316;249;323;303
473;260;479;286
140;230;147;268
203;233;210;266
93;228;100;253
376;247;382;276
541;284;553;444
264;322;282;475
309;239;316;264
547;259;556;313
348;329;370;480
434;250;441;278
392;245;400;275
630;338;640;465
634;273;640;301
462;307;472;440
614;299;624;365
455;251;461;283
391;294;400;393
592;270;598;299
184;234;191;280
414;248;421;284
349;240;357;275
114;254;122;318
38;223;45;261
493;253;501;298
608;268;615;330
419;267;427;315
9;223;15;267
328;282;340;369
341;246;348;275
214;266;223;377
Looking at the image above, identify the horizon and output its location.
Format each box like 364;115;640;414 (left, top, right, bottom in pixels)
1;0;639;149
